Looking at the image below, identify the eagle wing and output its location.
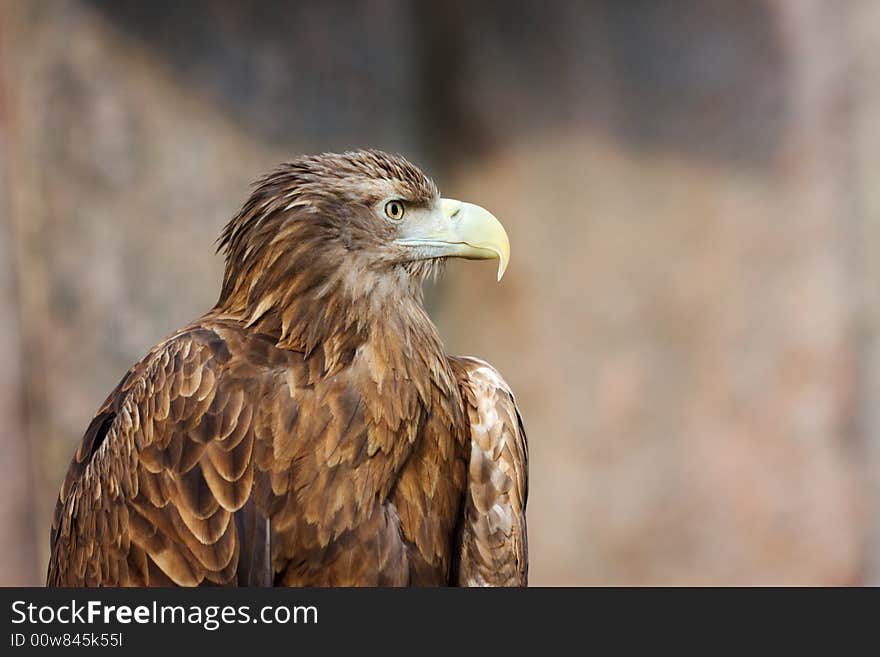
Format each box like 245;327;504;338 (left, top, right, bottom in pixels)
47;322;416;587
449;357;529;587
47;326;267;586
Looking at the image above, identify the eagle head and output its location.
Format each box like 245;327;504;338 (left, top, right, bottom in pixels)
214;150;508;354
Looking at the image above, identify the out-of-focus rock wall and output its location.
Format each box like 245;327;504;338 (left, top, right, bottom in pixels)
436;0;866;585
0;0;877;585
846;0;880;585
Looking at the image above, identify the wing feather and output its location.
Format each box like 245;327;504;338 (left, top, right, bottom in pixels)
47;327;262;586
449;356;529;587
47;320;414;587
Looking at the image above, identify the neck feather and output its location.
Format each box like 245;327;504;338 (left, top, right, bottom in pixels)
214;246;446;381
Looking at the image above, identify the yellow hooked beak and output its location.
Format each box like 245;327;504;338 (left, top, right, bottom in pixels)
394;198;510;280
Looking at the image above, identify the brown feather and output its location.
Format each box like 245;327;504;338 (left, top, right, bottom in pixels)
449;356;529;587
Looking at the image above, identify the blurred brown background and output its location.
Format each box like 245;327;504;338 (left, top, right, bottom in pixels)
1;0;878;586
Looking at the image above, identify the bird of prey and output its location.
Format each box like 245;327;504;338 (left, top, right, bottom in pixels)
47;150;528;587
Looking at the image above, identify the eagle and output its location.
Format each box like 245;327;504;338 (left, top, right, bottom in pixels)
47;150;528;587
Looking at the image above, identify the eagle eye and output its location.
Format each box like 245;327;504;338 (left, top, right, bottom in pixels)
384;200;405;222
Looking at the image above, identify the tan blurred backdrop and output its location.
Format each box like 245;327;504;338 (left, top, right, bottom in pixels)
1;0;879;586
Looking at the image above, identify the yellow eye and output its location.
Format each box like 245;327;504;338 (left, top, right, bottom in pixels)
384;200;405;221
